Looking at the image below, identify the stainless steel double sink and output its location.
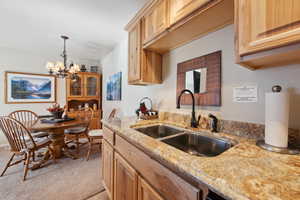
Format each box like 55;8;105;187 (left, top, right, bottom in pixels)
135;125;233;157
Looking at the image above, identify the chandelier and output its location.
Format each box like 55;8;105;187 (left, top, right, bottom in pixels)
46;35;80;79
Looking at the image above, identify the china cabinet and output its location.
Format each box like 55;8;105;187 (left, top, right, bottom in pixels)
66;72;102;129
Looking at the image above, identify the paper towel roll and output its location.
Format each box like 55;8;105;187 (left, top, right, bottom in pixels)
265;92;290;148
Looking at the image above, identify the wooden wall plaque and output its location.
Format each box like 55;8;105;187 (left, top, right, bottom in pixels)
176;51;221;106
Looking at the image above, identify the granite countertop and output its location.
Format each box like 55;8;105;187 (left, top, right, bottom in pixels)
102;117;300;200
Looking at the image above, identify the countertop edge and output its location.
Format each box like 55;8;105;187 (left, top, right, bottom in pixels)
102;119;248;200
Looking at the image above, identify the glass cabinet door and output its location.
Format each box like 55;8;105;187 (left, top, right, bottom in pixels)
85;75;99;97
69;76;83;96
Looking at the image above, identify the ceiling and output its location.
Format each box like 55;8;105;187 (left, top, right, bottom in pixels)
0;0;148;64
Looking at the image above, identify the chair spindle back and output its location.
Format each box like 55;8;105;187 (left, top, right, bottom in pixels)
0;117;36;153
9;110;39;129
76;108;94;129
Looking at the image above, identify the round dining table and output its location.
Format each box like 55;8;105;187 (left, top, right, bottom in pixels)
30;118;88;169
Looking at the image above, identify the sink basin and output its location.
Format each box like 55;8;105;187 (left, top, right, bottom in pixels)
161;133;232;157
135;125;183;139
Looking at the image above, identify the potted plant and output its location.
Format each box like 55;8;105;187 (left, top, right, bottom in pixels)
47;104;64;119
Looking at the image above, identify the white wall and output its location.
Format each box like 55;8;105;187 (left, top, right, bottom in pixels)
0;46;102;146
0;47;66;145
102;25;300;130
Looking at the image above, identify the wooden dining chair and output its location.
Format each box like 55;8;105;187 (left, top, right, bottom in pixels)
9;110;49;138
0;117;54;181
9;110;50;161
86;109;116;161
64;109;94;156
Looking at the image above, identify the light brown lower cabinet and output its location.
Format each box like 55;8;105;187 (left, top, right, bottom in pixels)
102;126;207;200
102;140;114;200
114;152;138;200
138;177;164;200
113;152;164;200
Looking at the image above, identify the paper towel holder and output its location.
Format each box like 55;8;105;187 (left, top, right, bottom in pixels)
256;140;299;155
272;85;282;92
257;85;299;155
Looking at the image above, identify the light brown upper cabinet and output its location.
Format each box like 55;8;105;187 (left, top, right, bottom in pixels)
128;21;162;85
128;22;142;83
143;0;169;44
142;0;234;54
169;0;210;25
126;0;233;84
235;0;300;69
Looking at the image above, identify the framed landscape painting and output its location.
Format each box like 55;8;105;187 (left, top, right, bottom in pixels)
106;72;122;101
5;71;57;104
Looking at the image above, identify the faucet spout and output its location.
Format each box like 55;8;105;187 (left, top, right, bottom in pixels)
177;89;198;128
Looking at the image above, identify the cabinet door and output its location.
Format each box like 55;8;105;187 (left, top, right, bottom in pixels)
237;0;300;55
114;152;138;200
169;0;210;25
138;177;164;200
128;22;141;83
67;74;84;97
102;140;114;200
84;74;99;97
143;0;169;44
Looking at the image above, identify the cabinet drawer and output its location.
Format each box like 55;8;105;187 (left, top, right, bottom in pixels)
103;126;115;145
115;134;201;200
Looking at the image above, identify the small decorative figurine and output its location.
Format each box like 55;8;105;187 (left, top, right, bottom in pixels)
80;65;87;72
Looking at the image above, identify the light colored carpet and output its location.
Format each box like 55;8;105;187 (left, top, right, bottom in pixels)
86;190;109;200
0;144;104;200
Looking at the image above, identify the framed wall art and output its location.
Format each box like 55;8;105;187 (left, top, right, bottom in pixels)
5;71;57;104
106;72;122;101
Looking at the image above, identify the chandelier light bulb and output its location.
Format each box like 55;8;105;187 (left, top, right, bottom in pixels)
74;64;80;72
55;62;65;70
46;62;55;70
45;35;80;80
